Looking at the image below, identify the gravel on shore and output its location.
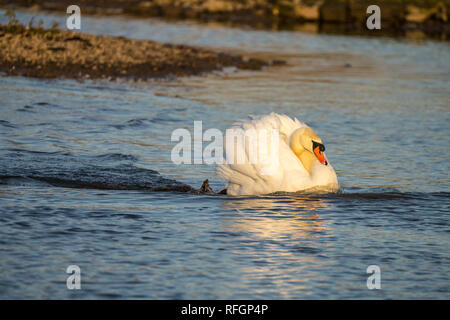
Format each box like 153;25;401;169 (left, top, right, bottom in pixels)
0;20;271;81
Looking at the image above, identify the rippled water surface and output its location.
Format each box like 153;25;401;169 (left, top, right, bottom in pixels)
0;10;449;299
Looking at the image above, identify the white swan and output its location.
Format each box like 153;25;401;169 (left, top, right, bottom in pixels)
217;113;339;195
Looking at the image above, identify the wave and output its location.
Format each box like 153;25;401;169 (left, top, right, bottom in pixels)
246;186;449;201
1;150;448;198
0;174;194;192
323;187;450;201
2;172;448;199
0;150;195;192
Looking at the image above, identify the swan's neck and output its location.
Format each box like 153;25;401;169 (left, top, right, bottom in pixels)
295;149;315;175
290;128;316;175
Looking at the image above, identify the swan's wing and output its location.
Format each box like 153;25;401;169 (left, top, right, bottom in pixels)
217;113;309;195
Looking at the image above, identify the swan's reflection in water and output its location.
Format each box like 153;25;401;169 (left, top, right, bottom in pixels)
222;194;331;239
219;194;336;298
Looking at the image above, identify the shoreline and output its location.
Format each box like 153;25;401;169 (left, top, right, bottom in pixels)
0;20;274;81
0;0;449;40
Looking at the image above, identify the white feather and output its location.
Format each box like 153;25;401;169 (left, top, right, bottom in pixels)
216;113;339;195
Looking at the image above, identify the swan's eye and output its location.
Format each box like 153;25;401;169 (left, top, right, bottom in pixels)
312;141;325;152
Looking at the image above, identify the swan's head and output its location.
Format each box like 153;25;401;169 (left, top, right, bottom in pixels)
291;126;328;166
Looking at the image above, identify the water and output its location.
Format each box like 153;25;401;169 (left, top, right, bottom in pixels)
0;9;449;299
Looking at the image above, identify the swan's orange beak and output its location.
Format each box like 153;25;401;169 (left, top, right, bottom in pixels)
313;144;328;165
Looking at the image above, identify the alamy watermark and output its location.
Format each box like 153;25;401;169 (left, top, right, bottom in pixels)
171;121;280;175
367;5;381;30
63;4;380;31
66;5;81;30
66;265;81;290
367;265;381;289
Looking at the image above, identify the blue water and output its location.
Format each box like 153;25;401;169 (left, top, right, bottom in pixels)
0;9;449;299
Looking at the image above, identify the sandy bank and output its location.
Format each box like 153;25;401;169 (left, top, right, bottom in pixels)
0;19;272;81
